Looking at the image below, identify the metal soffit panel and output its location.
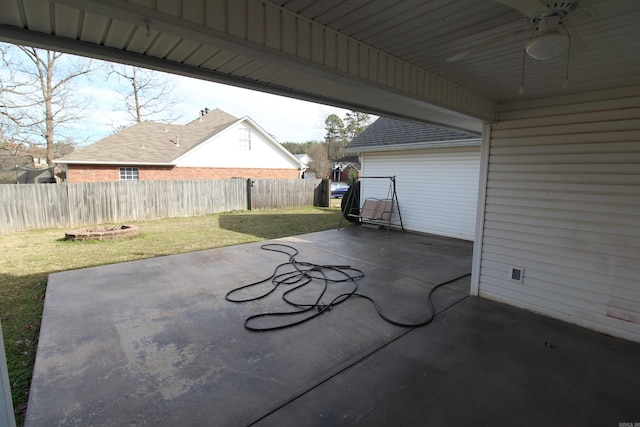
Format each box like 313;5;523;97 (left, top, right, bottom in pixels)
0;0;638;130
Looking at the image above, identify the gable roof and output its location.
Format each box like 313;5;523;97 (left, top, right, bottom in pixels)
170;114;304;168
332;155;361;169
56;109;241;165
343;117;481;153
294;153;311;163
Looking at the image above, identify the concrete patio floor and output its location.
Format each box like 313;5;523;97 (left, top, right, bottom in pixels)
26;227;640;426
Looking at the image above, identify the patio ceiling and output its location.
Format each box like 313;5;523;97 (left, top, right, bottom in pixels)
0;0;638;132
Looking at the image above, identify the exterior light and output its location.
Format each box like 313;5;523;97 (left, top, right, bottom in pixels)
525;32;569;60
525;33;569;60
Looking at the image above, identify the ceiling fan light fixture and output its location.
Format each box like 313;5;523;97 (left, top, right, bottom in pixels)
525;32;569;60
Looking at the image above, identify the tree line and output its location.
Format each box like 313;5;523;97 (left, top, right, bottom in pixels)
280;110;371;179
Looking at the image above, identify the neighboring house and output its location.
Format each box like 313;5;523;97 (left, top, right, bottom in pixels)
294;153;312;167
344;117;481;241
331;155;361;183
0;154;55;184
56;108;305;183
294;153;315;179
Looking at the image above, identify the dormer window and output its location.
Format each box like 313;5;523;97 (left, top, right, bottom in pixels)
239;127;251;151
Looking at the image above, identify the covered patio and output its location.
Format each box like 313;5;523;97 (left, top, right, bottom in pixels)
26;227;639;426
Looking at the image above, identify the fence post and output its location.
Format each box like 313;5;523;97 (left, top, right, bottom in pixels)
314;178;330;207
65;183;72;228
246;178;252;211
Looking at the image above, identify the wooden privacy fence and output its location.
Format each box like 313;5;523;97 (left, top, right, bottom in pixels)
250;178;328;210
0;178;327;234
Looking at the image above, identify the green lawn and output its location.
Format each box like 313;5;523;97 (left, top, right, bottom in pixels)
0;206;344;425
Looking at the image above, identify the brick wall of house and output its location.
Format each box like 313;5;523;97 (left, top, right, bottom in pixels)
67;165;121;183
66;165;300;183
340;165;360;183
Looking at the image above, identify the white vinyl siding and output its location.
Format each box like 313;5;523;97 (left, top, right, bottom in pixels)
362;146;480;240
478;85;640;342
239;126;251;151
177;121;300;170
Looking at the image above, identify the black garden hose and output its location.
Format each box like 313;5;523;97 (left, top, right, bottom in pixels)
225;243;470;331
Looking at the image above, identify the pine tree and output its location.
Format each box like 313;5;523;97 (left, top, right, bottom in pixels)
323;114;345;161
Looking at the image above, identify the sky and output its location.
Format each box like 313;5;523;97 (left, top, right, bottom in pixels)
1;44;368;147
69;66;354;145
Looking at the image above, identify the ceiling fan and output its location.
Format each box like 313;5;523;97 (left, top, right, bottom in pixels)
447;0;595;62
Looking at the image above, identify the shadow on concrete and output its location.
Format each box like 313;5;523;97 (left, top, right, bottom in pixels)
24;227;640;426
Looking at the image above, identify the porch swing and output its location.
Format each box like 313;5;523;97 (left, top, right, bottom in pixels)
338;176;404;237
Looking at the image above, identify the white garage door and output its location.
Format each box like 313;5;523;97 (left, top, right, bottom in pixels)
361;146;480;240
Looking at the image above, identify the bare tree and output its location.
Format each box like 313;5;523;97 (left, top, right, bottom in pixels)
0;43;92;165
0;44;37;155
308;143;331;179
108;64;183;125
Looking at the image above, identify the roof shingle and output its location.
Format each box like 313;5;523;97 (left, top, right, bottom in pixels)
57;109;240;164
344;117;480;152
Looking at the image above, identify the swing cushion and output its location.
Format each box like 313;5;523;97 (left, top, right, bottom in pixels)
359;198;393;221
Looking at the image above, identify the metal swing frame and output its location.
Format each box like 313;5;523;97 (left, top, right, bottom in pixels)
338;175;405;237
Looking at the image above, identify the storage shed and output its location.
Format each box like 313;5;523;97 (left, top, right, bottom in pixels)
344;117;481;240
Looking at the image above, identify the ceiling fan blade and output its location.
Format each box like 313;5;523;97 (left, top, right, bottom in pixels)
447;29;528;62
572;0;606;17
565;25;588;57
573;0;639;19
495;0;549;16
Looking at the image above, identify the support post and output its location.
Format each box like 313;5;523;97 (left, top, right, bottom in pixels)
0;320;17;427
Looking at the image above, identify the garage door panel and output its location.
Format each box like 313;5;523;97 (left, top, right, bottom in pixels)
362;148;480;240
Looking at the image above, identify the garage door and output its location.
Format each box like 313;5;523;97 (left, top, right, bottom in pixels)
361;146;480;240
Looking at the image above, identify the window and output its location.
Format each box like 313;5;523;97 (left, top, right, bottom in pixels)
119;167;139;181
239;127;251;151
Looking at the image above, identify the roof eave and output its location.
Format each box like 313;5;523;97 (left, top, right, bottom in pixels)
241;116;306;168
54;160;174;166
342;138;481;154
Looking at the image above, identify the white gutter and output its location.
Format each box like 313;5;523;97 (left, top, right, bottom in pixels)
341;138;481;154
53;161;173;166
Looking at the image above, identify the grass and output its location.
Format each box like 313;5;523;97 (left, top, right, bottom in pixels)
0;206;344;425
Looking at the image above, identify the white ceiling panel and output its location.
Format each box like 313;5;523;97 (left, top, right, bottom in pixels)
103;20;137;49
0;0;637;132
